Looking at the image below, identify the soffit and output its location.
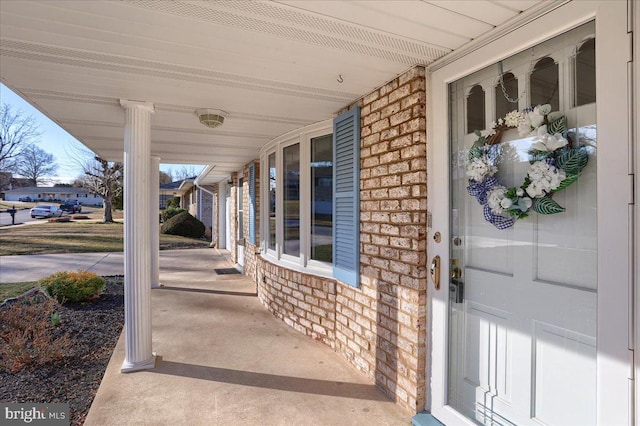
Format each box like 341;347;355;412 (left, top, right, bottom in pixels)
0;0;542;183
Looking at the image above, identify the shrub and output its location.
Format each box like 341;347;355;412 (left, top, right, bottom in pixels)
161;207;187;222
0;295;71;372
166;196;181;209
161;211;205;239
40;271;106;303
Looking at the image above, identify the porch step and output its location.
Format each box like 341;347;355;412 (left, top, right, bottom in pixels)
412;411;445;426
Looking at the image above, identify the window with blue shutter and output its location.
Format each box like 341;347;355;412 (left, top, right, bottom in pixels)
248;162;256;245
332;107;360;287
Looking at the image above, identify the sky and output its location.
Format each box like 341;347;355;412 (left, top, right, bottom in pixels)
0;84;204;183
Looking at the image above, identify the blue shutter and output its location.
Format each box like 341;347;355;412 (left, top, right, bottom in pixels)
248;162;256;244
332;107;360;287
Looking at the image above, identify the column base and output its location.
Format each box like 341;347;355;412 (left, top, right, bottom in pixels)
121;352;157;373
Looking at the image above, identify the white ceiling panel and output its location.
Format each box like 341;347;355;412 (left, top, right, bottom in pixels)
0;0;543;183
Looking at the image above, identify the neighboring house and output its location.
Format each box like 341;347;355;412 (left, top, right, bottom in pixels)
160;177;214;232
3;186;103;205
159;177;194;209
0;172;31;197
1;2;637;425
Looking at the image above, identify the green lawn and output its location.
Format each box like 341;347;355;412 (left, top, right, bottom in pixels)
0;221;210;256
0;282;38;301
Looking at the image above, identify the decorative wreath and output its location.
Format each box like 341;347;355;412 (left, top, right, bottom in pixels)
466;104;589;229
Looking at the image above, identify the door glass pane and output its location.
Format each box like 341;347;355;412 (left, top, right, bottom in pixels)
311;134;333;262
283;143;300;256
448;21;597;425
530;57;559;111
268;153;276;250
466;85;485;133
576;38;596;106
495;72;518;119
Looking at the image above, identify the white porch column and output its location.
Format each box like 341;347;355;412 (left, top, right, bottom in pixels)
150;156;161;289
120;99;156;373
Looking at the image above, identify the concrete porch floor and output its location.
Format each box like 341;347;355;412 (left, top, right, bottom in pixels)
85;248;410;425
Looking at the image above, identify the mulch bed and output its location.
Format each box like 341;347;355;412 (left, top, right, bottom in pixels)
0;277;124;425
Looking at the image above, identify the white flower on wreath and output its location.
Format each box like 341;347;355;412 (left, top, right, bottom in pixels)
512;196;533;213
531;131;568;152
534;104;552;116
466;154;497;182
518;104;551;136
504;110;524;127
487;185;509;215
526;161;566;198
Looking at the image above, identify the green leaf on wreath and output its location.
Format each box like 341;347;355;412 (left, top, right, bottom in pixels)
548;116;567;135
469;146;482;160
474;129;481;137
532;196;566;215
555;147;588;175
472;135;485;149
552;173;580;192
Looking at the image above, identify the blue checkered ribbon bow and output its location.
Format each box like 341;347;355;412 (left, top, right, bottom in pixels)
466;176;498;205
467;176;515;230
483;204;515;230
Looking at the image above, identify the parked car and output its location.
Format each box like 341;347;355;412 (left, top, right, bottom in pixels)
59;200;82;213
18;196;32;202
30;204;60;218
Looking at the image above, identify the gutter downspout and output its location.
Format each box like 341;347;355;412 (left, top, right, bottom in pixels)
194;165;216;247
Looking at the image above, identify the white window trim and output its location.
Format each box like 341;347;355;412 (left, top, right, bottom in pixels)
259;119;333;276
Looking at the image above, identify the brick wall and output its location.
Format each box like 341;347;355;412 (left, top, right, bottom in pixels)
200;186;214;231
258;258;337;347
351;66;428;411
253;66;427;414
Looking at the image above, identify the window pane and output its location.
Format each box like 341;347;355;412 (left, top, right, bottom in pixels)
311;135;333;262
268;153;276;250
576;38;596;106
531;57;559;111
466;85;485;133
283;144;300;256
495;72;518;119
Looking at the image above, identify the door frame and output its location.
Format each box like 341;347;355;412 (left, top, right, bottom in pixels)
427;1;632;424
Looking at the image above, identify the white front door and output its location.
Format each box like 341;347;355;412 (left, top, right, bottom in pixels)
429;2;631;425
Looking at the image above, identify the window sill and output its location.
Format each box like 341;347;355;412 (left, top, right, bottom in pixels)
260;252;334;280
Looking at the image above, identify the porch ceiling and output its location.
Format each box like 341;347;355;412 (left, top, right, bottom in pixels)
0;0;542;184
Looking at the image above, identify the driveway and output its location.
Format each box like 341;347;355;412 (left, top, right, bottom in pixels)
0;208;36;226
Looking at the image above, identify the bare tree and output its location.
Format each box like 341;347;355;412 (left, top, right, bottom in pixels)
14;143;58;185
174;165;200;181
67;142;122;222
159;170;172;185
0;103;41;172
78;156;123;223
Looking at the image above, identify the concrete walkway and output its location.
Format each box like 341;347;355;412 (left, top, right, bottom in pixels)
0;252;125;283
69;248;410;425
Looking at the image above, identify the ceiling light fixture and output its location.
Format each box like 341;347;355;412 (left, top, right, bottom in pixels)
195;109;228;128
